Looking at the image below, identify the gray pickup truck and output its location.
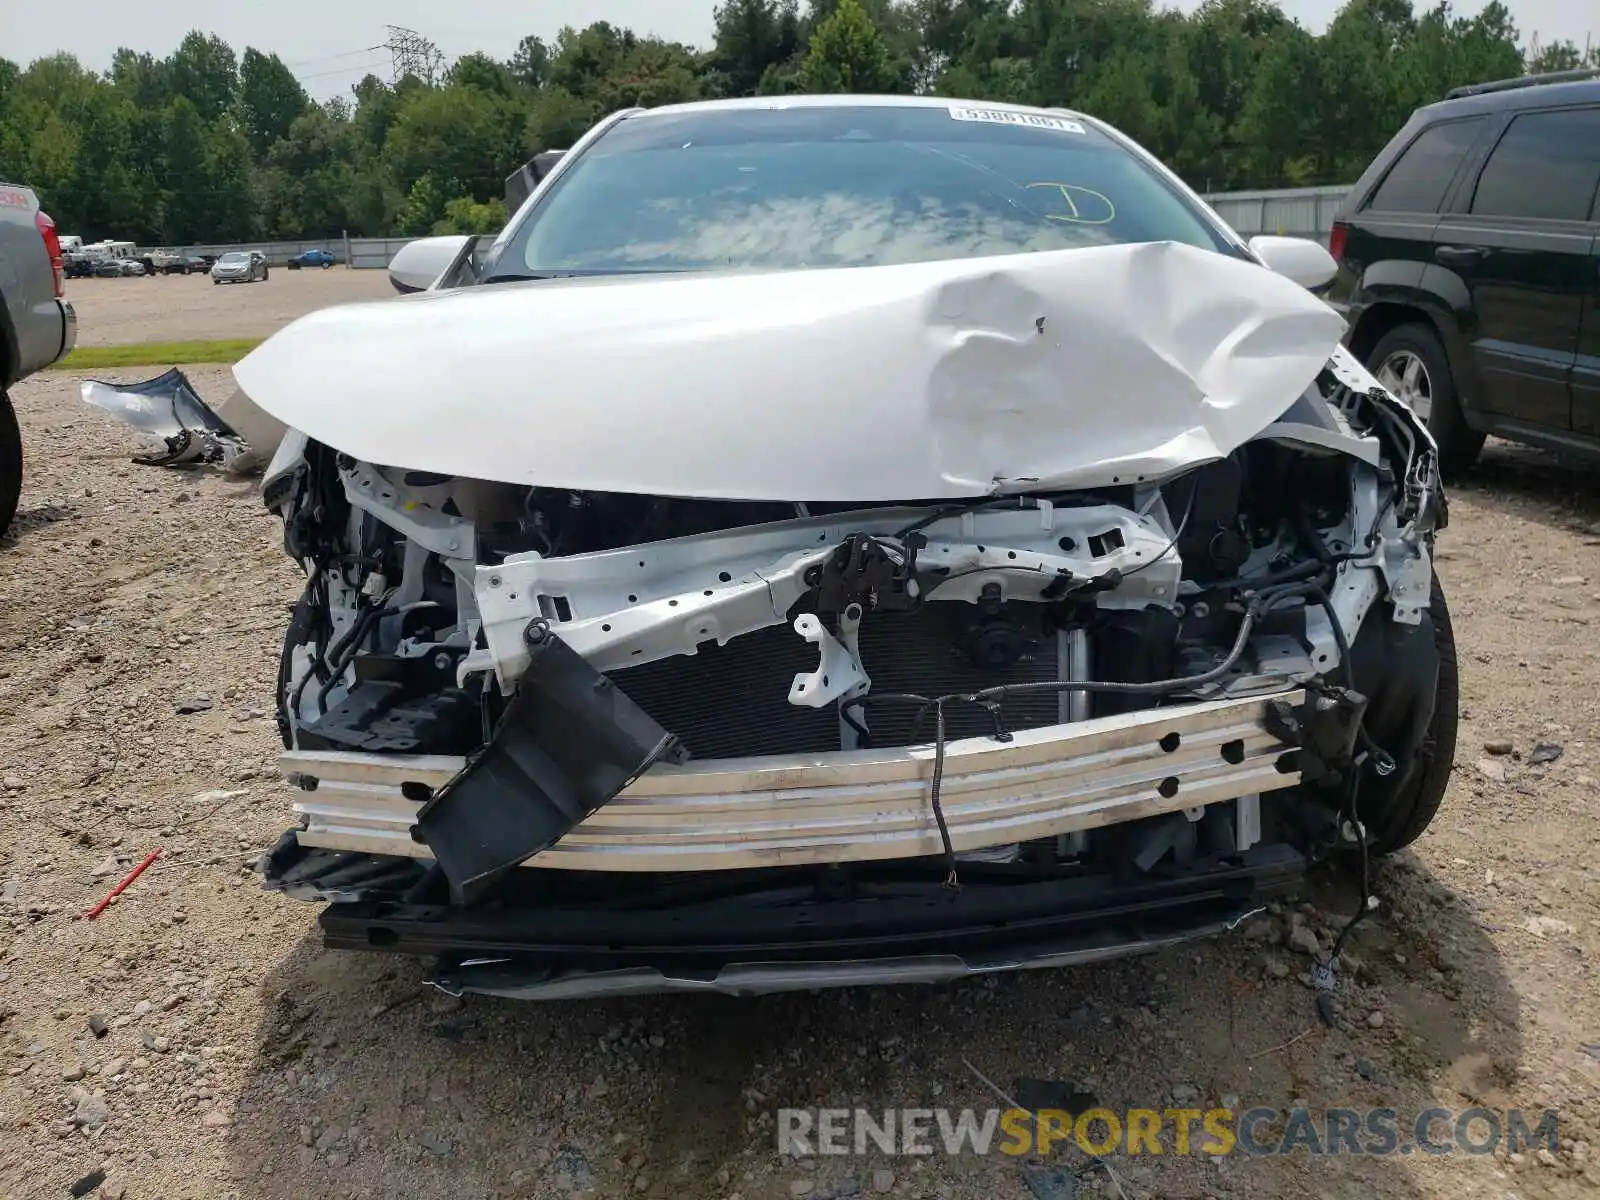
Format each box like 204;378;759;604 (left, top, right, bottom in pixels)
1;182;77;537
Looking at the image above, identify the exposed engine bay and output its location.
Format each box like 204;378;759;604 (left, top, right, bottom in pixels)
255;344;1450;999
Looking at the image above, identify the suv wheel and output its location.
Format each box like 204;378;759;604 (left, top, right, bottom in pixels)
0;391;23;540
1368;323;1483;476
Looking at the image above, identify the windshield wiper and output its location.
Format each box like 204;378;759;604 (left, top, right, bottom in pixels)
480;271;581;284
480;267;690;285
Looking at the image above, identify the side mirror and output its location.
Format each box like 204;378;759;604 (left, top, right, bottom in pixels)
389;235;473;294
1248;235;1338;292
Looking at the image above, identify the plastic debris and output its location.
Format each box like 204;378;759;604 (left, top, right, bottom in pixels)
1022;1165;1077;1200
69;1168;107;1197
82;368;248;468
85;848;162;919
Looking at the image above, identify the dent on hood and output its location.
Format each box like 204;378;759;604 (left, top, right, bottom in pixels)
232;240;1347;501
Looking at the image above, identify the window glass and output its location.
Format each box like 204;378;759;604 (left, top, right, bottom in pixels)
493;105;1236;278
1470;108;1600;222
1367;118;1485;213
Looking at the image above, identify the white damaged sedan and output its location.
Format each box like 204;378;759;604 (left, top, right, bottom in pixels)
235;96;1452;1001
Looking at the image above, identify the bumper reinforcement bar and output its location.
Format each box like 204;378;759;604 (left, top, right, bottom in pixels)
282;689;1303;873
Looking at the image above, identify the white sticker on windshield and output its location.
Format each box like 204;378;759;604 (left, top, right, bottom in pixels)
948;106;1086;134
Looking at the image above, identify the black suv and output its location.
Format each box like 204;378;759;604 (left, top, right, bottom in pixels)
1327;69;1600;474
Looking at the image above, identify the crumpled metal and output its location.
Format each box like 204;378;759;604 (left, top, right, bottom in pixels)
82;368;248;468
232;239;1348;501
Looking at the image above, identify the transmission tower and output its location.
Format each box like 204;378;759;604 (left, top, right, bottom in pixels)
385;26;445;86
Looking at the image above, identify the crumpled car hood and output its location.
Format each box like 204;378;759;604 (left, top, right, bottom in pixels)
233;240;1346;502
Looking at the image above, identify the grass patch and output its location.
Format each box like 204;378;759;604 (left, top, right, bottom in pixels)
51;338;263;370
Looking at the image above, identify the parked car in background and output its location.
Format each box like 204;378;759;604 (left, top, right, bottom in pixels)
91;259;123;278
240;95;1454;1004
157;253;209;275
211;250;268;284
0;181;77;537
63;252;94;279
1327;68;1600;474
117;258;147;276
287;248;337;269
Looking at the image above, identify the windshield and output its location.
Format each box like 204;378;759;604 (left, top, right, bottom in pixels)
489;104;1233;279
219;253;248;264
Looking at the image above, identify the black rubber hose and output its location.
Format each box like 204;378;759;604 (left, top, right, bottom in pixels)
313;602;392;715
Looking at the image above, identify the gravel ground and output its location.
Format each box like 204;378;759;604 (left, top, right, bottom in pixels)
64;270;394;347
1;362;1597;1200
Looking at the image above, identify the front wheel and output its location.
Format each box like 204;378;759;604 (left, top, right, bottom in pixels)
0;392;23;540
1368;323;1483;477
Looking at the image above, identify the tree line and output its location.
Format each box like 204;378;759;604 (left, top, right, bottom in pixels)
0;0;1591;245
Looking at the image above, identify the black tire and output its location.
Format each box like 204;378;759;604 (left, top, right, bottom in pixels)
0;391;21;540
1362;575;1459;856
1367;323;1483;477
276;588;320;749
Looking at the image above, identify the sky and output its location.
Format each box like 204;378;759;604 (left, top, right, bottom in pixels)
3;0;1595;101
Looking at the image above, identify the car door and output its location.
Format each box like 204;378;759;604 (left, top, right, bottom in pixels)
1335;115;1490;318
1430;104;1600;433
1575;222;1600;438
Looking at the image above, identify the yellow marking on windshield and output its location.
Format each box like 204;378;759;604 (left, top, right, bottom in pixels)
1025;182;1116;224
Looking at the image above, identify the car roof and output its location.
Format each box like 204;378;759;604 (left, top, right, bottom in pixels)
621;93;1096;125
1413;74;1600;121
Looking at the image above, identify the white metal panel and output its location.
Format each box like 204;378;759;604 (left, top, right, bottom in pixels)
233;239;1347;501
